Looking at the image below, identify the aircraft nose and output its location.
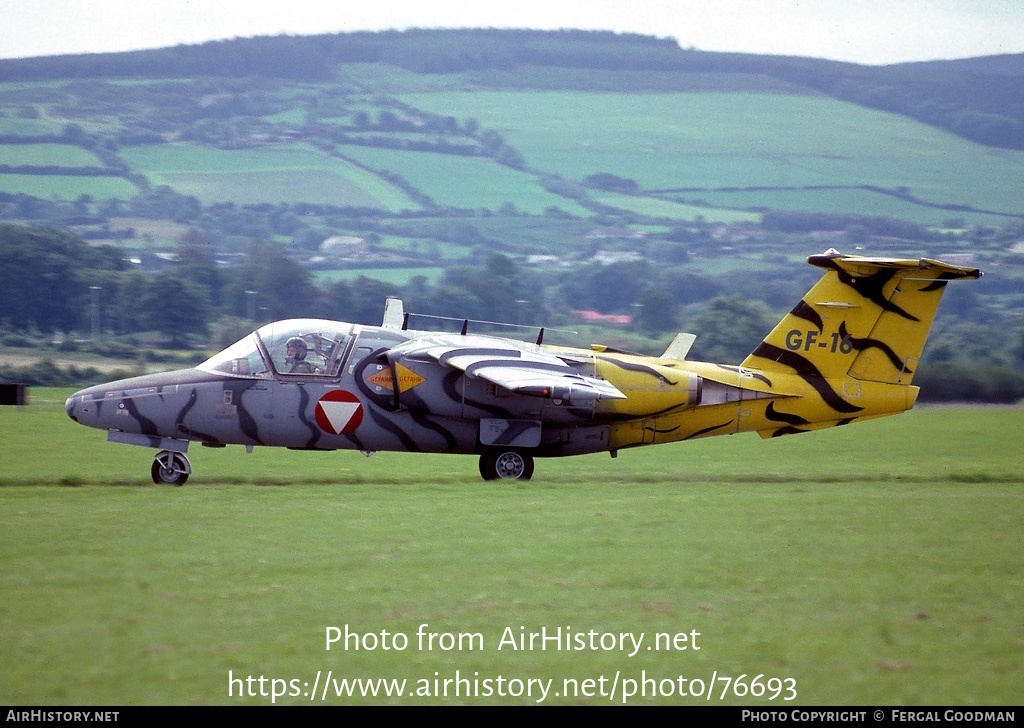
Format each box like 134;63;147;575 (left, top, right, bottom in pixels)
65;393;79;422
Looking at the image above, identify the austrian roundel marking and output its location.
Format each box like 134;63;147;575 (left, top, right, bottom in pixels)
314;390;364;435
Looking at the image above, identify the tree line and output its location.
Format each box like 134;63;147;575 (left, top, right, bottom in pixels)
2;223;1022;401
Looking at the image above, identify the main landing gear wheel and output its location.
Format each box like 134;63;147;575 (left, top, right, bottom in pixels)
479;450;534;481
151;450;191;486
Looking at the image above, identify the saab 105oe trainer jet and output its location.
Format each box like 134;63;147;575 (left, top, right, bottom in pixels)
66;250;980;483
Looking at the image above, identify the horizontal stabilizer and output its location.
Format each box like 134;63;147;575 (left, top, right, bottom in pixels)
807;252;982;280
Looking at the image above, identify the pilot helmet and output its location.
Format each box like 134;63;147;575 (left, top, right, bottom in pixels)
286;337;308;360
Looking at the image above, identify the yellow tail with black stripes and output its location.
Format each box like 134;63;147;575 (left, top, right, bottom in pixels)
742;250;981;386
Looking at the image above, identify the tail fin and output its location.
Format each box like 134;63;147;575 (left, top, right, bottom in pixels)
741;250;981;385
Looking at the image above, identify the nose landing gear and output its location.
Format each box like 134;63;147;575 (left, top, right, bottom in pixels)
151;450;191;486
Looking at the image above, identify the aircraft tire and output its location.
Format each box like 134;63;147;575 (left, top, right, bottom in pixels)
479;450;534;481
151;451;190;486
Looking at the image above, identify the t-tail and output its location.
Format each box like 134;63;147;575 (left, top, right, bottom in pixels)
739;250;981;432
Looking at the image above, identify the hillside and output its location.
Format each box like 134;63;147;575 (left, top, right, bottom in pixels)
3;29;1023;149
1;30;1022;229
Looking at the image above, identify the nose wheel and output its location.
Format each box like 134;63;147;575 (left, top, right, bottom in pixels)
151;450;191;486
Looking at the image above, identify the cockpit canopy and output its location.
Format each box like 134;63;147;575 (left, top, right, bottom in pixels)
198;319;354;379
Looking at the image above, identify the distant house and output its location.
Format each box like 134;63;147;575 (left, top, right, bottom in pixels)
709;224;768;244
320;235;366;256
590;250;643;265
397;113;428;128
573;309;633;325
525;254;566;267
586;226;647;241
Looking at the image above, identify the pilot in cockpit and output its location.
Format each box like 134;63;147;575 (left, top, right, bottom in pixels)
285;337;318;374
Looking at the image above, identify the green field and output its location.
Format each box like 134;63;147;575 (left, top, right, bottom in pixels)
339;145;591;216
403;91;1024;221
1;392;1020;705
5;82;1023;229
0;143;104;167
0;117;64;135
375;235;471;261
0;173;139;199
314;266;446;286
262;109;307;125
678;188;1013;225
592;190;761;223
119;143;418;209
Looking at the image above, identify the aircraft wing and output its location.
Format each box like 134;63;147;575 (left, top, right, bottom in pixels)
389;336;626;403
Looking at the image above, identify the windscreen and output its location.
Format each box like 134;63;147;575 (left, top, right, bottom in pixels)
198;320;354;379
256;320;353;377
197;332;271;378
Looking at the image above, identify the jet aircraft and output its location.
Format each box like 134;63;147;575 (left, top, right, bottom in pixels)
65;251;980;483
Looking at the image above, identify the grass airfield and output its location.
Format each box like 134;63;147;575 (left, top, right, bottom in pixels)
1;391;1020;705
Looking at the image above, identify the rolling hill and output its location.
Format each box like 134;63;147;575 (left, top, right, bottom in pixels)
1;30;1021;234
